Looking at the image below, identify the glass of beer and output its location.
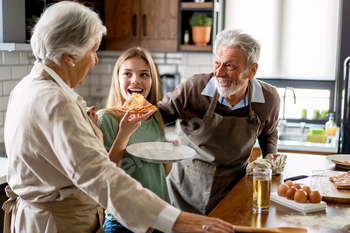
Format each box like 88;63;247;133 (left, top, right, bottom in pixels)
253;167;272;213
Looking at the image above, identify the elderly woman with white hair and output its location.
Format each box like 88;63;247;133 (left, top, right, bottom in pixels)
2;1;235;233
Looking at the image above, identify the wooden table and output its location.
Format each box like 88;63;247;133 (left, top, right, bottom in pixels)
209;153;350;233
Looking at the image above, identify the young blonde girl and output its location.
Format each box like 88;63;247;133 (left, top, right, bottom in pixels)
97;47;171;233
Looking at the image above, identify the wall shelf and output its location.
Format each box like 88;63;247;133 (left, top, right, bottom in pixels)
181;2;213;9
178;0;223;53
180;44;212;51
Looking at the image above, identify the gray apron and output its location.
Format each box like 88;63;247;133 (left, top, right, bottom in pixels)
167;83;261;215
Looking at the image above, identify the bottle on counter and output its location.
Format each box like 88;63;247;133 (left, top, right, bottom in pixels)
325;113;337;136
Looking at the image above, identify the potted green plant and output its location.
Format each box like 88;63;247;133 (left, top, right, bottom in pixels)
189;13;212;46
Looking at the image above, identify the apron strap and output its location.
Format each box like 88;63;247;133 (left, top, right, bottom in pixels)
2;185;19;233
246;83;260;124
207;89;220;117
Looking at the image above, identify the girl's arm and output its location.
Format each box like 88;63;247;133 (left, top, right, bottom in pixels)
109;110;154;166
162;140;178;175
163;163;172;176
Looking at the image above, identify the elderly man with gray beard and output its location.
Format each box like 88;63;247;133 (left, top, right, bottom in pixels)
158;29;281;216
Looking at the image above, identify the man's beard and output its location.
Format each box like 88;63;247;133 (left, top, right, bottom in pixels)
215;73;248;98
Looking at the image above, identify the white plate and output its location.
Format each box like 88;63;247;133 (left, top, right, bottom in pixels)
126;142;195;163
271;192;327;213
326;154;350;169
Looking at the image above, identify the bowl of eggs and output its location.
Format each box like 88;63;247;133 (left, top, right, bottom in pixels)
271;180;326;213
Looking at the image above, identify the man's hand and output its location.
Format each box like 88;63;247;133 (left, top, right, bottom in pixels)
172;212;235;233
265;153;280;161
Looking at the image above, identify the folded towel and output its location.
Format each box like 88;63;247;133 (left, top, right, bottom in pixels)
246;154;287;175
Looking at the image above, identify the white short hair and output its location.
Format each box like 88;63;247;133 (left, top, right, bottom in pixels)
214;29;261;68
30;1;107;66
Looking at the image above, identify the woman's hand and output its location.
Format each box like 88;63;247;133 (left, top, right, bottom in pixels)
171;140;180;146
86;106;98;122
172;212;235;233
118;110;154;138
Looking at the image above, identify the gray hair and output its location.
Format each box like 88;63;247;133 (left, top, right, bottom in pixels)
214;29;261;68
30;1;107;66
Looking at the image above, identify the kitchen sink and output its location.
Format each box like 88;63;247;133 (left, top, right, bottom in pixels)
261;125;339;153
278;127;308;142
278;133;307;142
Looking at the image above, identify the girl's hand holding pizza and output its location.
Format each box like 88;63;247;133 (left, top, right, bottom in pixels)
118;110;154;138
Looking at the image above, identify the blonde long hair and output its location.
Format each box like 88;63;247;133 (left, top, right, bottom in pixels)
100;46;165;139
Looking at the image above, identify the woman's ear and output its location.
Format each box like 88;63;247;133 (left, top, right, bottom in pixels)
63;53;75;67
248;63;258;80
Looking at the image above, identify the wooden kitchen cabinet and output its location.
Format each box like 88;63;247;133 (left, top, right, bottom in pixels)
104;0;178;52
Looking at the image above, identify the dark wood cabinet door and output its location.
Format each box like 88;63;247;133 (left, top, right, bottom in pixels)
140;0;178;51
104;0;178;52
104;0;141;50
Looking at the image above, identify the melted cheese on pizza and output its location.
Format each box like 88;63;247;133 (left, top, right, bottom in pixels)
119;93;158;113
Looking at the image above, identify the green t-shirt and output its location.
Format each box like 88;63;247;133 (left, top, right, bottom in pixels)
97;110;170;222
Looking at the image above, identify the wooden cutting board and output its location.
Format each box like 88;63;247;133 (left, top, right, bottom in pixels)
310;170;350;203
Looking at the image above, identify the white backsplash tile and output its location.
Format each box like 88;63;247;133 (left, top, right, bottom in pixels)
166;53;182;59
153;58;165;64
0;112;4;126
90;63;112;74
178;65;200;81
166;58;182;65
20;52;32;64
188;53;213;66
100;75;113;85
2;51;20;65
200;66;214;74
0;96;9;111
91;86;110;97
3;80;20;95
0;67;11;80
157;64;177;75
150;52;165;59
90;75;101;85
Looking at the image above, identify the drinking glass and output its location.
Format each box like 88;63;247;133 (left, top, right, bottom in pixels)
253;168;272;213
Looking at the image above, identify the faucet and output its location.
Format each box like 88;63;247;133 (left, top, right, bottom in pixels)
279;87;296;132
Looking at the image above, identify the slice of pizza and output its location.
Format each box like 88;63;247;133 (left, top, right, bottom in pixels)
331;159;350;165
329;171;350;189
118;93;158;114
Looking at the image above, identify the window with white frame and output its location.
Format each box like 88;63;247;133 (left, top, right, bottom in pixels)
224;0;340;81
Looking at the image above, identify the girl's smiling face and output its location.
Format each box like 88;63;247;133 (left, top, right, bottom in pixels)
118;57;152;100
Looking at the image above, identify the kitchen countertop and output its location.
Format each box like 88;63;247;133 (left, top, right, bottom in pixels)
0;157;8;185
209;153;349;232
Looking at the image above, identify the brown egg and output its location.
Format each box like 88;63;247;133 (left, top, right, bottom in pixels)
284;180;294;187
277;183;290;197
294;190;308;203
285;187;298;200
309;191;322;203
293;183;302;190
301;186;311;196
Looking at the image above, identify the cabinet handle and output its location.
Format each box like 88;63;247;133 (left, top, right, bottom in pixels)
133;14;137;37
142;15;146;37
